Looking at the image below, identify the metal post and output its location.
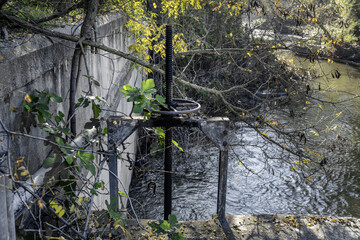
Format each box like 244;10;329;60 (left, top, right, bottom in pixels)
109;144;119;209
164;127;172;220
165;25;173;105
217;148;229;219
164;24;173;220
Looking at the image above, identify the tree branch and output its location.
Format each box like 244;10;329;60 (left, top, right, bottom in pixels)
35;0;85;24
0;12;254;112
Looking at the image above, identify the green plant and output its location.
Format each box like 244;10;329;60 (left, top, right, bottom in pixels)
148;214;185;240
120;78;166;118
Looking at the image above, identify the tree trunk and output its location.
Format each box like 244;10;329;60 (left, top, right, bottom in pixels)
68;0;99;136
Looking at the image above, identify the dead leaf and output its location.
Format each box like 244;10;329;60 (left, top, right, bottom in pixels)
0;56;3;61
10;105;19;112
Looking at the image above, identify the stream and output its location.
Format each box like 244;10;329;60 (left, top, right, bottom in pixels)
128;54;360;221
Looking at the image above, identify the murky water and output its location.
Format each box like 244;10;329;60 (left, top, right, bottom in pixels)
129;55;360;221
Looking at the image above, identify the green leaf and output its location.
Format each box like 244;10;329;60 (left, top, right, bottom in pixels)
44;154;56;168
92;102;101;118
42;126;56;134
133;103;144;113
172;140;183;152
58;111;64;118
90;189;98;196
65;155;74;165
37;103;49;111
85;161;96;176
49;93;63;103
156;94;166;106
56;137;65;146
55;116;62;125
160;221;171;230
141;79;155;91
168;214;178;227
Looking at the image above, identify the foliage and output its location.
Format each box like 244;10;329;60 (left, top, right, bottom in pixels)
120;78;166;118
148;214;185;240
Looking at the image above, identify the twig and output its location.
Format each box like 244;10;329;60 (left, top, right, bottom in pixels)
103;168;148;233
82;158;106;238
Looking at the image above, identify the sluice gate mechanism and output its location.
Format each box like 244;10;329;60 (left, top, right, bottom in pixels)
107;26;232;237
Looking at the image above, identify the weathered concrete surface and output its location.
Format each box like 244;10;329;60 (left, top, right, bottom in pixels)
103;214;360;239
0;13;141;218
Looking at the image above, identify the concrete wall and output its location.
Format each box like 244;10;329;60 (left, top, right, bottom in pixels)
0;13;141;218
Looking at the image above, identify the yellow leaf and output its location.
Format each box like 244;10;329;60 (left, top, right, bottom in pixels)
318;104;323;110
153;2;157;8
55;205;62;214
289;59;294;63
278;43;282;47
0;56;3;60
247;51;252;57
49;200;57;208
260;132;268;137
238;161;242;165
20;170;29;176
58;209;65;218
24;94;31;103
274;101;277;105
310;129;319;136
306;101;310;104
229;32;233;37
38;200;43;209
77;197;83;205
16;156;24;163
114;219;121;230
70;204;75;213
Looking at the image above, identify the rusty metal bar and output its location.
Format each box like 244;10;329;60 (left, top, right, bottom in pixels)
108;143;118;208
217;149;229;219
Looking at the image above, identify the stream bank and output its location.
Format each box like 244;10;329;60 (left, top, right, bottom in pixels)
92;214;360;239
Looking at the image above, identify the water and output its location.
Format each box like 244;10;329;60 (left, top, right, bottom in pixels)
128;56;360;221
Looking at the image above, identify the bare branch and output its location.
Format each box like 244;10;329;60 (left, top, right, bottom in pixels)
35;0;85;24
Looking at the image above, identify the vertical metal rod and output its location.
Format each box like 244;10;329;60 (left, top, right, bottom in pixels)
109;144;119;209
217;149;229;219
164;24;173;220
165;25;173;105
164;127;172;220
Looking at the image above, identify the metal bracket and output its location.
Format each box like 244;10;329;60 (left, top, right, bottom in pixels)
107;115;230;219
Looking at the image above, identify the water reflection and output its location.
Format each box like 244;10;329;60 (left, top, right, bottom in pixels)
129;57;360;220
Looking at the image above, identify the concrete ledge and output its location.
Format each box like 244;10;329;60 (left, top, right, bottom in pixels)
102;214;360;239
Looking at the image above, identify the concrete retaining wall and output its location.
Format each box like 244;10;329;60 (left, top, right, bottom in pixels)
0;13;141;231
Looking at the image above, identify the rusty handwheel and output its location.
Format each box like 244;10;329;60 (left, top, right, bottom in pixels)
152;98;201;115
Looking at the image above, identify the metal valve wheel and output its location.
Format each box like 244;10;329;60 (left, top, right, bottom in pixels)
152;98;201;115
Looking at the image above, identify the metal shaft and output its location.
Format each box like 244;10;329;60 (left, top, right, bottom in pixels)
164;127;172;220
164;25;173;220
165;25;173;105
